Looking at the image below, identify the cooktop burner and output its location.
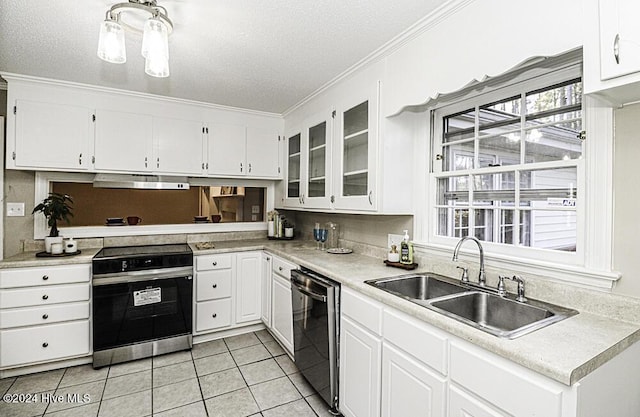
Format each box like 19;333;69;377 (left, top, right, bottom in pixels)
93;244;193;275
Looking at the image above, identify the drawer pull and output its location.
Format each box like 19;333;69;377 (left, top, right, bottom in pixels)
279;267;283;271
42;275;49;281
42;294;49;300
212;261;218;266
212;313;217;318
212;284;218;288
42;314;49;320
42;342;49;348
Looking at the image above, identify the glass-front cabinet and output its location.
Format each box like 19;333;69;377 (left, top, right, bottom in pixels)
333;90;378;211
283;111;333;209
284;130;302;207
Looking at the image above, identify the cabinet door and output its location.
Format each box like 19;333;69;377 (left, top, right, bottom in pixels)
94;109;153;172
599;0;640;80
207;123;246;176
339;316;381;417
235;252;262;324
333;86;378;211
304;111;333;209
153;116;204;175
13;100;92;170
271;273;294;354
246;127;281;178
284;128;304;207
449;385;508;417
381;344;446;417
261;253;273;327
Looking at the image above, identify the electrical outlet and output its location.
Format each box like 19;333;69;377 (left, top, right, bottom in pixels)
251;205;260;214
388;233;404;250
6;202;25;217
251;214;257;221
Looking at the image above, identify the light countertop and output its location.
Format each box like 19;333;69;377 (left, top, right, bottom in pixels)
191;239;640;386
2;239;638;386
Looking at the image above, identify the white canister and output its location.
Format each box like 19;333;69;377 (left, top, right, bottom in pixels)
267;221;275;237
51;243;63;255
285;227;294;238
44;236;63;253
64;238;78;254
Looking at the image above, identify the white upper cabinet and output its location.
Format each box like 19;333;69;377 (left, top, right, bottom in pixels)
94;109;153;172
598;0;640;81
207;123;247;176
10;100;93;171
153;116;205;175
333;87;378;211
207;124;281;178
246;127;281;178
283;110;333;209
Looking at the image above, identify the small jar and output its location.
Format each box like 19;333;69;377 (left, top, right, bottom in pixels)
388;244;400;262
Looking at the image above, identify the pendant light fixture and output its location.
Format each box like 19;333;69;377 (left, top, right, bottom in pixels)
97;0;173;78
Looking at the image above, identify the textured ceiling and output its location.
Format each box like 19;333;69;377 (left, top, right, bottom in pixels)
0;0;448;114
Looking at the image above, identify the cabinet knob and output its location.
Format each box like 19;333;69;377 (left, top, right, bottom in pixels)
279;267;283;272
42;294;49;300
42;342;48;348
212;283;218;288
42;314;49;320
42;275;49;281
212;313;217;318
212;261;217;266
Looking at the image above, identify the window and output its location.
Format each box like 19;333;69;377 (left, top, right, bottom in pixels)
432;69;583;254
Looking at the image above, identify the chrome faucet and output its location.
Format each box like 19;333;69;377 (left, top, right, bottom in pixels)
452;236;486;286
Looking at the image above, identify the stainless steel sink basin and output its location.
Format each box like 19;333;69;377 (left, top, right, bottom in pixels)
366;273;468;300
365;272;578;339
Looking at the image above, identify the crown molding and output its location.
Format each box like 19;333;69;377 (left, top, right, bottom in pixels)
282;0;474;117
0;72;282;119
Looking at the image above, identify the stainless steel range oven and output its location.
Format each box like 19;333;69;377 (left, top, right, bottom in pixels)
92;244;193;368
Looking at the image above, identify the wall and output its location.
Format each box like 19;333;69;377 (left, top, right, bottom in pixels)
612;103;640;298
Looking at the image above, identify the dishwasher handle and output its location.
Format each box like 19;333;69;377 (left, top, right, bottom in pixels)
292;281;327;302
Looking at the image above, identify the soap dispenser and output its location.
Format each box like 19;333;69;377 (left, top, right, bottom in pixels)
400;230;414;265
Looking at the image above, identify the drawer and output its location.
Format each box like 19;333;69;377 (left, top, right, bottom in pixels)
196;270;233;301
0;264;90;288
342;286;383;336
449;341;564;417
0;283;90;309
195;254;233;272
0;301;90;329
0;320;90;368
196;298;232;332
383;308;448;375
272;256;297;278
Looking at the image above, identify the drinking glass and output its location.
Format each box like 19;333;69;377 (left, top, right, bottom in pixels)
313;222;321;250
319;228;328;251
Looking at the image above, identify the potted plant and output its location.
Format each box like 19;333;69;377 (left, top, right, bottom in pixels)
32;192;74;252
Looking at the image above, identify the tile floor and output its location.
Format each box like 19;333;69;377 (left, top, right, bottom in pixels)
0;330;338;417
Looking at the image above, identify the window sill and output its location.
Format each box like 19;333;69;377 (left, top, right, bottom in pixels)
414;241;620;290
48;222;267;240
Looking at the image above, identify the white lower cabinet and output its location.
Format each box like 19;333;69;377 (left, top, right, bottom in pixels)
271;270;294;354
449;385;507;417
194;251;262;335
381;343;446;417
0;264;91;370
261;253;272;326
340;316;382;417
235;252;262;324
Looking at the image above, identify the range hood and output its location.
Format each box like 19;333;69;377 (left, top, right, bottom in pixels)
92;174;190;190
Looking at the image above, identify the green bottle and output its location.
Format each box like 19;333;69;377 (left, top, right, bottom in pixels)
400;230;413;264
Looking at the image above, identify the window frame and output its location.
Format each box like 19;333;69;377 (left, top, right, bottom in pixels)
417;55;620;289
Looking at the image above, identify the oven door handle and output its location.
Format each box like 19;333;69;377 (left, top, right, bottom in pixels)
92;266;193;286
292;282;327;302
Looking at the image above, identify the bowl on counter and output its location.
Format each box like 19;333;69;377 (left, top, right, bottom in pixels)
211;215;222;223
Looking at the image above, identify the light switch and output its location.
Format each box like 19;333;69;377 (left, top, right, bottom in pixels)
7;202;25;217
251;205;260;214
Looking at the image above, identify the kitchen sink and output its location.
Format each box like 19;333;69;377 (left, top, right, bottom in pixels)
365;273;578;339
366;273;468;300
429;291;577;339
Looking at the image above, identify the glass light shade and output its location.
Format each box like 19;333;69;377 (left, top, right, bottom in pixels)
145;53;170;78
141;18;169;59
97;19;126;64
